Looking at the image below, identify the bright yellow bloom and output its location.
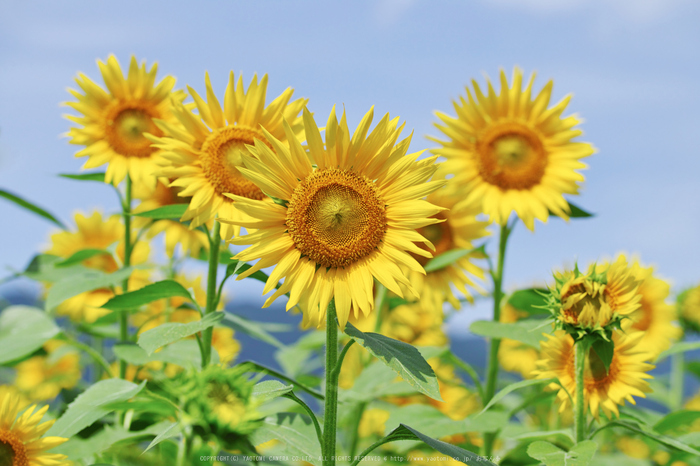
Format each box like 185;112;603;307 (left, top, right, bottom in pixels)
430;67;595;230
617;257;681;359
401;187;489;311
133;179;209;258
0;386;70;466
226;107;446;328
45;211;150;323
65;55;181;189
13;340;81;402
534;329;654;419
150;72;307;240
498;304;542;379
358;408;390;438
680;284;700;330
551;256;640;333
616;436;651;460
132;274;239;365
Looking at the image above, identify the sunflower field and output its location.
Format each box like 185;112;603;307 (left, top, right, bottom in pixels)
1;4;700;466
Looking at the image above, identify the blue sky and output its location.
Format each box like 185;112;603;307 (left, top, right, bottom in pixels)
1;0;699;333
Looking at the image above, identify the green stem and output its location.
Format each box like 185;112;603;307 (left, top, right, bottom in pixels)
323;299;339;466
671;352;685;411
201;220;221;368
482;223;511;457
63;335;114;379
119;175;133;380
284;393;324;449
574;340;586;443
347;401;366;461
349;434;415;466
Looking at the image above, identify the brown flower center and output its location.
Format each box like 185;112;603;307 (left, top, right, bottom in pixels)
0;429;28;466
286;168;387;268
104;101;163;158
199;126;268;201
412;213;452;267
476;121;547;190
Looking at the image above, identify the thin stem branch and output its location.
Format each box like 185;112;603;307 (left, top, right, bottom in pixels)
482;223;511;457
283;393;324;449
574;340;587;442
323;299;339;466
62;335;114;379
331;340;356;381
119;175;133;380
201;220;221;368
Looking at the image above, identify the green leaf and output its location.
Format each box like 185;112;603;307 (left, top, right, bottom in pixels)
245;361;324;400
469;319;549;348
654;410;700;434
386;424;496;465
567;202;594;218
22;254;91;283
0;188;66;229
252;380;294;403
59;172;106;182
341;359;418;403
47;379;146;438
480;378;558;414
507;288;550;315
133;204;188;219
591;419;700;455
423;245;486;273
143;421;182;453
223;313;286;349
250;413;322;465
0;306;59;364
113;341;215;368
55;248;111;268
590;338;615;376
101;280;194;311
137;312;224;355
53;420;173;460
385;404;508;441
527;440;598;466
344;321;442;401
45;266;139;312
658;341;700;361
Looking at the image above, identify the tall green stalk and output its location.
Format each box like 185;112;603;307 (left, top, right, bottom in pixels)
482;223;511;457
201;220;221;368
671;352;685;411
574;341;587;442
119;175;133;379
323;299;339;466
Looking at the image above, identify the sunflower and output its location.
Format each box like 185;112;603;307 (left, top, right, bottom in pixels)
13;340;81;402
358;408;391;438
45;210;150;323
133;179;209;258
226;107;446;328
549;256;641;335
401;186;489;311
615;257;681;359
680;284;700;331
150;72;307;240
132;274;240;365
0;386;70;466
65;55;182;189
497;304;542;379
533;329;654;419
430;67;595;230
